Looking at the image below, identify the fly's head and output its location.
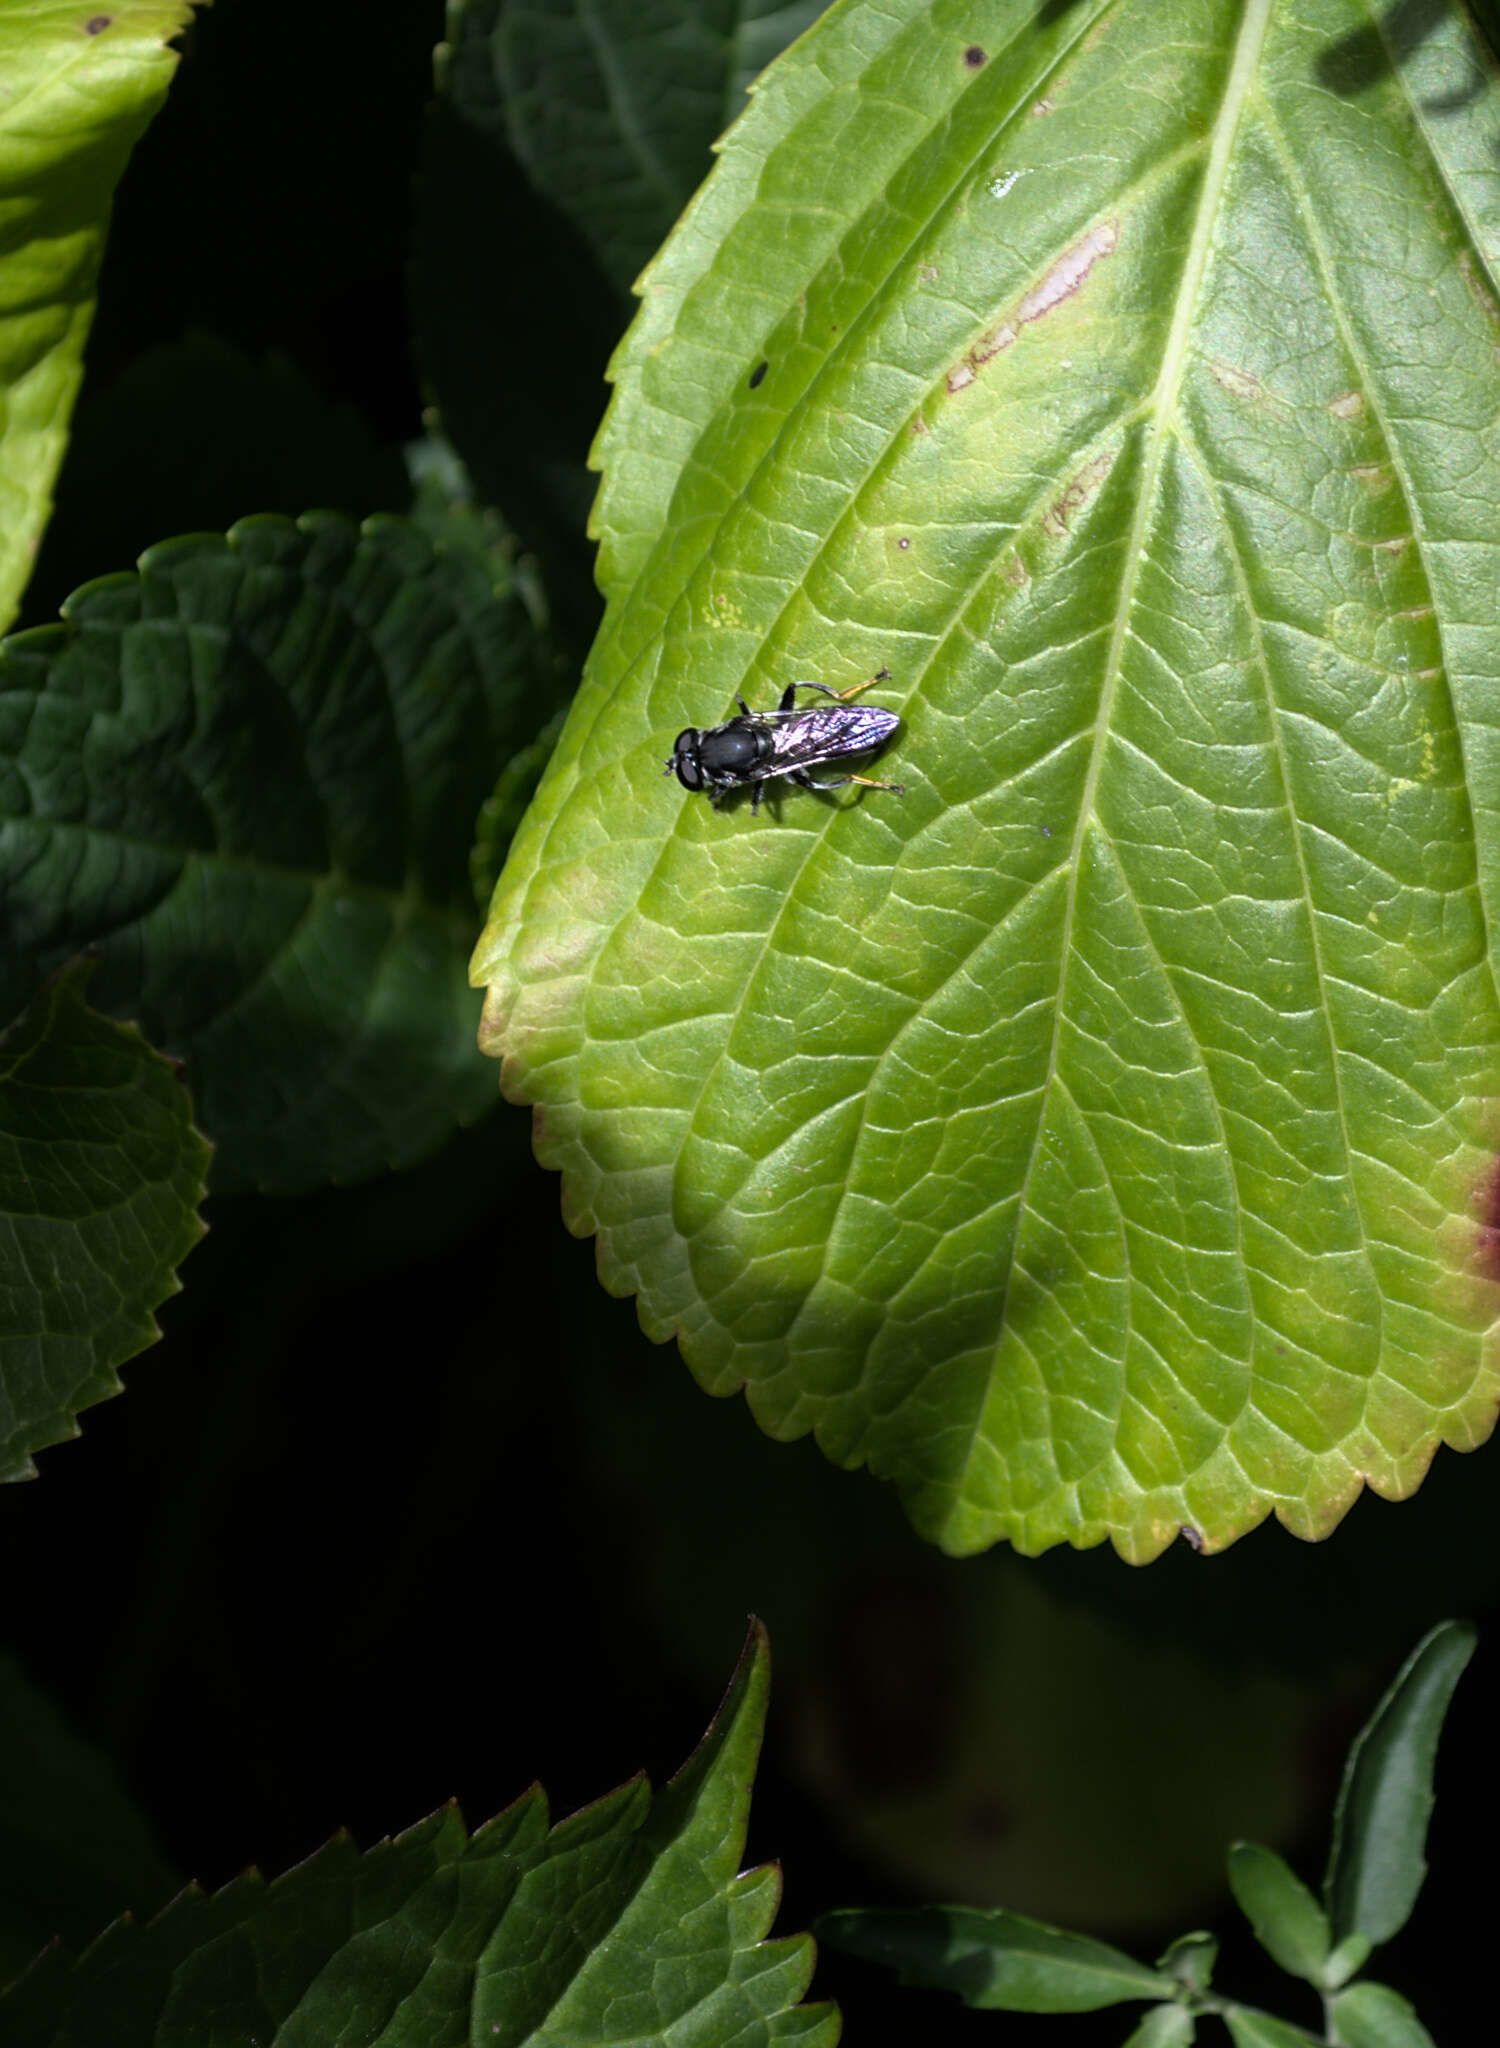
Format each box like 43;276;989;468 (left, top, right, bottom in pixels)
665;718;770;796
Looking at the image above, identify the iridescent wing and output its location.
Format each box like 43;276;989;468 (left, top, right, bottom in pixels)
759;704;899;777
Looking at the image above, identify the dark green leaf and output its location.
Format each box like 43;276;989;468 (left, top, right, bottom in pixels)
1331;1981;1436;2048
476;0;1500;1556
817;1905;1172;2011
1324;1619;1476;1949
1124;2007;1196;2048
0;1;196;633
2;1622;837;2048
22;339;408;632
1;513;554;1193
471;707;568;913
0;1654;179;1985
0;959;207;1481
413;2;624;645
489;0;827;292
1227;1841;1330;1984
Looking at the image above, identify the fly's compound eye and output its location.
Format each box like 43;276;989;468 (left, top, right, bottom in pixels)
671;731;706;790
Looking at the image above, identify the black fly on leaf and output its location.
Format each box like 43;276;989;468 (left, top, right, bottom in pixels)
664;671;905;816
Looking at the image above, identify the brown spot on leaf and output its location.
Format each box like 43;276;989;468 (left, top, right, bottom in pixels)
1042;450;1114;536
1031;97;1054;116
964;44;987;68
85;12;111;28
946;223;1117;393
1016;221;1117;325
1477;1156;1500;1281
1458;251;1500;345
1209;360;1268;403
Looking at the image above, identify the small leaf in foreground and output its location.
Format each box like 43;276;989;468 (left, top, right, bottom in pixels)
2;1622;837;2048
1124;2006;1196;2048
1330;1980;1436;2048
0;0;197;635
1;513;556;1193
816;1905;1172;2012
1227;1841;1330;1984
0;959;208;1482
1223;2008;1323;2048
1323;1619;1476;1951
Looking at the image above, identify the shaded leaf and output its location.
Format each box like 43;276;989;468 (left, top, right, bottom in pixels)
1227;1841;1330;1984
21;338;408;631
1324;1618;1476;1949
476;0;1500;1557
488;0;827;292
0;959;207;1481
0;1;196;634
0;1653;179;1985
816;1904;1172;2011
2;1622;838;2048
413;0;625;644
1331;1980;1436;2048
1;513;555;1193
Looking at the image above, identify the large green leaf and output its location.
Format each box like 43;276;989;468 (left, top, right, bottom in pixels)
0;960;207;1482
1;1624;839;2048
1;513;555;1194
0;1;196;635
475;0;1500;1557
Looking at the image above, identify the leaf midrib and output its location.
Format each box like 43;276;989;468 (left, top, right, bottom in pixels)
972;0;1278;1496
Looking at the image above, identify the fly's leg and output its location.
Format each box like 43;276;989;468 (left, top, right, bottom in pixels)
736;695;752;716
789;768;905;798
780;666;892;711
751;780;763;816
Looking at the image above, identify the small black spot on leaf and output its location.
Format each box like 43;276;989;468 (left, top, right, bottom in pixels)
748;360;768;390
85;13;111;30
964;44;987;67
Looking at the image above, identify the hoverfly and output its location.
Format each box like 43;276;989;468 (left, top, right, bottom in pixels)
664;671;905;816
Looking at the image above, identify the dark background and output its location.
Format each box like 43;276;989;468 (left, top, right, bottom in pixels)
7;2;1500;2040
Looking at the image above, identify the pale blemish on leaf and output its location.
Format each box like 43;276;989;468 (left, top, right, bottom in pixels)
1208;360;1269;402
